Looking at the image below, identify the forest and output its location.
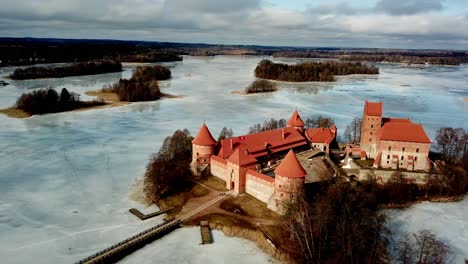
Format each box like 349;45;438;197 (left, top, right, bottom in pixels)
254;59;379;82
339;55;468;66
15;88;104;115
103;65;171;102
10;61;122;80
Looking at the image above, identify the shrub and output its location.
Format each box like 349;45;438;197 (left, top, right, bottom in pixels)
245;79;277;93
15;88;89;115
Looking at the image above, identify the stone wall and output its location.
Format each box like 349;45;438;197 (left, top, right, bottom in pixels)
376;140;431;171
354;168;434;185
245;170;274;203
210;156;227;181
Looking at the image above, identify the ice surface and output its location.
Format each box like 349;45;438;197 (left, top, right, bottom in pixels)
0;56;466;263
120;227;276;264
386;197;468;263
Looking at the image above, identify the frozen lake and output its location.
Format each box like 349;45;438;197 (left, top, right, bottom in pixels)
0;56;467;263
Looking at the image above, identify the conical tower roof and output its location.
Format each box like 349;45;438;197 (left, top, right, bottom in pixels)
287;110;305;127
192;123;216;146
274;149;307;178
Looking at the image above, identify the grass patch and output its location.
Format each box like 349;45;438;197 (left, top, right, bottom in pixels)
220;194;280;219
157;184;209;218
201;176;228;192
355;158;375;168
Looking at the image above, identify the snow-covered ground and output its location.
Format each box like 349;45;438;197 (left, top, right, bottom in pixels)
120;227;276;264
386;197;468;264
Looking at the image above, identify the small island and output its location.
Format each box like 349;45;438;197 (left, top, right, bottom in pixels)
0;65;179;118
88;65;175;102
244;79;277;94
0;88;107;118
255;59;379;82
9;60;122;80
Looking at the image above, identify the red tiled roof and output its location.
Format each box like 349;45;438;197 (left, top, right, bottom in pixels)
287;110;305;127
218;127;308;159
364;100;382;116
246;169;274;183
274;150;307;178
192;123;216;146
227;148;257;166
305;128;335;144
377;122;431;143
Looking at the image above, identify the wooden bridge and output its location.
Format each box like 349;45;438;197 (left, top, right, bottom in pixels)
75;220;181;264
129;207;175;220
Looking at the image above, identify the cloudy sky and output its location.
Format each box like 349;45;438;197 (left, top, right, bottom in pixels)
1;0;467;49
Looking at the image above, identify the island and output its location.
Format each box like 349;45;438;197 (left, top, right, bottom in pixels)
0;65;179;118
130;103;466;264
254;59;379;82
9;61;122;80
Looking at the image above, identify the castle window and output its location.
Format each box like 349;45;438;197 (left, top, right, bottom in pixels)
388;146;391;151
371;125;374;128
416;148;419;153
401;162;403;166
370;132;373;135
401;156;404;160
415;157;418;161
196;152;199;156
387;161;389;164
387;155;390;159
402;147;405;151
369;139;372;142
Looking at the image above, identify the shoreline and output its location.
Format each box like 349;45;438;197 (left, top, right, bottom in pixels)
379;194;466;210
0;89;183;119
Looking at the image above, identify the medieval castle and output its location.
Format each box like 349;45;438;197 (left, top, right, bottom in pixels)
192;101;432;214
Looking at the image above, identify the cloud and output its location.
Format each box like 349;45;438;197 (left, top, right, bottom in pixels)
0;0;466;49
375;0;445;15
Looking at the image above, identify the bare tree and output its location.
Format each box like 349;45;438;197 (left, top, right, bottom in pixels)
344;118;362;143
396;230;452;264
435;127;467;164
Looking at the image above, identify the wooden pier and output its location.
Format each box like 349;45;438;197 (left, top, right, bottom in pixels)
76;220;181;264
200;221;213;244
129;207;175;220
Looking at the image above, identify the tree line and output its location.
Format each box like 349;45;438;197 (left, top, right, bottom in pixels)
254;59;379;82
15;88;104;115
10;61;122;80
339;55;468;66
103;65;171;102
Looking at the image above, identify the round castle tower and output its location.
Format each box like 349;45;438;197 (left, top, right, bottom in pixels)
287;109;305;134
268;149;306;214
192;122;216;167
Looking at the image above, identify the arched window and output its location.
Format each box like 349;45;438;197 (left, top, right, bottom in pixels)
371;125;374;128
402;147;405;151
387;155;390;159
416;148;419;153
414;157;418;161
369;139;372;142
388;146;391;151
401;156;404;160
370;132;373;135
387;161;389;164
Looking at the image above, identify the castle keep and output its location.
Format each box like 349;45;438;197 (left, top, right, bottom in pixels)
359;101;432;171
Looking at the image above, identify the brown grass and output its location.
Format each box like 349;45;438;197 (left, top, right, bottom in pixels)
157;184;210;218
0;107;31;118
220;194;281;220
201;176;228;192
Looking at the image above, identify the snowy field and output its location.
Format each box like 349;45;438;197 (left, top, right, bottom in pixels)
386;197;468;264
0;56;466;263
